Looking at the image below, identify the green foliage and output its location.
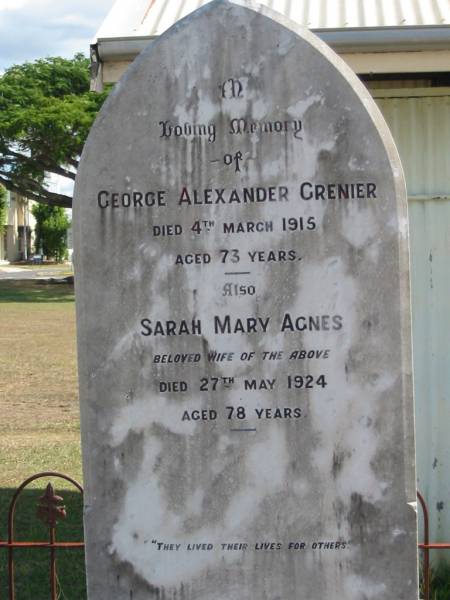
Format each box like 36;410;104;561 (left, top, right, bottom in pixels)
0;54;109;207
428;561;450;599
0;184;7;234
32;204;71;261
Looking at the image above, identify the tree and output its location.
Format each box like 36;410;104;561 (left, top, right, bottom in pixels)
0;185;7;234
0;55;109;208
32;203;71;262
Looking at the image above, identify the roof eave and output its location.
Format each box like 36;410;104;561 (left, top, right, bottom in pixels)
314;25;450;52
95;36;158;61
94;25;450;60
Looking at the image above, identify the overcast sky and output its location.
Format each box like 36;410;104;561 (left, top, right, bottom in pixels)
0;0;114;72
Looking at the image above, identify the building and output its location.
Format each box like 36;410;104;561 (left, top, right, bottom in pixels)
90;0;450;545
0;190;36;263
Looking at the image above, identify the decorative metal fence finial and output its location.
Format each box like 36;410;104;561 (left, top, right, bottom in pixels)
36;483;67;527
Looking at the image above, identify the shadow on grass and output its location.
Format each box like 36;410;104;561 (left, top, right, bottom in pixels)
0;281;74;303
0;487;86;599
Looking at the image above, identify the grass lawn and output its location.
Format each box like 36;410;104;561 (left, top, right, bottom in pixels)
0;280;85;599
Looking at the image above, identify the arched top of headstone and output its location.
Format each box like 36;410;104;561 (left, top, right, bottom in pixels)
78;0;405;211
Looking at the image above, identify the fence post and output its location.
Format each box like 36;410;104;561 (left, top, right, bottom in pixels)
2;471;84;600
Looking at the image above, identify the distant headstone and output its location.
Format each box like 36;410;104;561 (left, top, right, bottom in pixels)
74;1;418;598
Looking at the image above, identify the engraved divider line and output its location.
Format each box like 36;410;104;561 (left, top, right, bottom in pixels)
230;428;257;432
224;271;251;275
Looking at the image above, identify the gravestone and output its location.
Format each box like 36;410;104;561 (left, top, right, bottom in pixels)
73;1;418;598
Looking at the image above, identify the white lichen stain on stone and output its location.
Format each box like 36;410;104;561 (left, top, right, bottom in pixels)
287;94;323;118
126;263;142;282
225;427;287;531
110;422;288;587
287;258;388;511
174;92;218;123
185;488;205;517
392;527;407;538
110;395;197;446
387;214;400;232
250;97;268;120
347;156;369;171
276;32;294;56
89;329;138;379
366;240;381;263
344;574;387;599
340;202;376;248
397;214;409;239
292;478;310;496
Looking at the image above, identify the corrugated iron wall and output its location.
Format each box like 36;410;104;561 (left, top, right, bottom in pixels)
377;94;450;195
409;198;450;545
376;93;450;545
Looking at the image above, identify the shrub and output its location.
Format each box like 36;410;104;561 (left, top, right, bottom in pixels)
31;204;70;262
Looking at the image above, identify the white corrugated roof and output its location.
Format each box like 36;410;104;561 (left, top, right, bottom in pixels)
96;0;450;39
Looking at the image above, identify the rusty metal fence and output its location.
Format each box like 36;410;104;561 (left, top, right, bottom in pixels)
418;491;450;600
0;473;448;599
0;472;84;600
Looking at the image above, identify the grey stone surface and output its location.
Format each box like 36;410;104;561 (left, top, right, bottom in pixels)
73;1;418;598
